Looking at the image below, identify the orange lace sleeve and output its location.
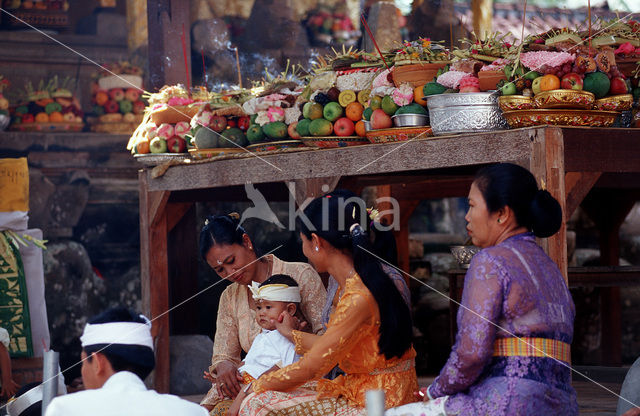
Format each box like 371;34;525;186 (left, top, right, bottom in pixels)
253;289;373;393
291;330;319;355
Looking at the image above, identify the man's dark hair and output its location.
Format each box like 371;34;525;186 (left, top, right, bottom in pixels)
13;382;42;416
83;307;155;381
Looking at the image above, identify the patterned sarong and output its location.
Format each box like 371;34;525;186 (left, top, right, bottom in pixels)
239;387;365;416
0;231;32;357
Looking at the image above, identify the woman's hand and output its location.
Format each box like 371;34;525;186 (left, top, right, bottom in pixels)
203;370;216;383
1;375;18;398
273;311;307;341
215;361;243;398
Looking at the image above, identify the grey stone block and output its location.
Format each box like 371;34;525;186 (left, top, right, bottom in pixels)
170;335;214;396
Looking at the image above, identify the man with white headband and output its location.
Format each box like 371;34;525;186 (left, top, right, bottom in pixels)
45;307;207;416
207;275;304;416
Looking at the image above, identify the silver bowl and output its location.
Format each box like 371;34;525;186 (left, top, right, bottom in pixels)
450;245;481;269
427;92;508;136
0;114;10;131
391;113;429;127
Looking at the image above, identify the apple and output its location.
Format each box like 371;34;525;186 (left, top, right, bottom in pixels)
167;136;187;153
149;137;168;153
532;77;543;95
334;117;355;136
109;88;125;101
227;118;237;128
104;100;119;113
609;77;629;95
125;88;141;102
500;82;517;95
370;108;392;130
237;116;250;131
209;115;227;132
287;122;301;139
561;73;584;90
132;100;146;115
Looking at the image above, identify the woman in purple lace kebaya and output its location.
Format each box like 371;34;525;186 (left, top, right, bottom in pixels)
387;163;578;416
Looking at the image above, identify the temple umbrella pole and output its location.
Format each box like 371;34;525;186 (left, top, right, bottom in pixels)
41;349;59;415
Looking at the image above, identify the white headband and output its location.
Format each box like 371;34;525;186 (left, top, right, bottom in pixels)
80;318;154;350
249;281;301;303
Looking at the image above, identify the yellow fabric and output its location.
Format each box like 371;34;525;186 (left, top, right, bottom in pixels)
253;273;418;409
0;158;29;212
493;337;571;364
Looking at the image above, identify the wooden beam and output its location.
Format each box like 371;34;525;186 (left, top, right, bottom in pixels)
565;172;601;218
471;0;493;39
530;128;568;281
166;202;193;232
147;0;191;90
394;199;420;276
139;170;170;392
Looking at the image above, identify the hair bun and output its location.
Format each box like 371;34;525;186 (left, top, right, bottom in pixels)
530;189;562;238
228;212;240;220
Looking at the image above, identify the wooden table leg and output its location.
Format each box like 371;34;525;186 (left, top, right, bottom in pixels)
139;171;171;392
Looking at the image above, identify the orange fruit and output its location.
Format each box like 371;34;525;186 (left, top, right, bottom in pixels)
414;84;427;106
345;102;364;122
35;112;49;123
95;91;109;106
355;120;366;137
49;111;63;122
136;139;150;154
539;74;560;92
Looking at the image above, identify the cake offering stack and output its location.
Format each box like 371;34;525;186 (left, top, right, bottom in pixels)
127;85;210;160
88;62;146;134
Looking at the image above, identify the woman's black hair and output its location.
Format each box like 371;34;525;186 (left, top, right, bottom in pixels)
199;213;247;261
83;307;155;381
298;189;412;359
474;163;562;238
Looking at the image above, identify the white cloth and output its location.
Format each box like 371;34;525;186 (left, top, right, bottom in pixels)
385;396;449;416
17;228;50;357
238;329;299;380
80;321;153;349
248;282;301;303
0;327;9;348
44;371;208;416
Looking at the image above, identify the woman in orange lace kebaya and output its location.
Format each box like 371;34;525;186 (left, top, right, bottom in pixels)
239;190;418;416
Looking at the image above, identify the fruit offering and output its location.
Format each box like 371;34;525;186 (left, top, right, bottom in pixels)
304;4;360;47
3;0;70;11
9;76;83;131
128;85;216;155
88;62;146;133
0;75;10;131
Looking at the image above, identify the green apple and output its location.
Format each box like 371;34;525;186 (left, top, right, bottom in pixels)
323;102;343;122
501;81;517;96
532;77;543;95
149;137;168;153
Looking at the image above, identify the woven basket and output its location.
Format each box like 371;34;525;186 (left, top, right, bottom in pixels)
366;126;432;144
4;9;69;28
391;63;447;87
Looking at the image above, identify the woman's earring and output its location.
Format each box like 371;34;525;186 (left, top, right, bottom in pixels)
249;245;253;250
497;218;501;223
315;246;319;252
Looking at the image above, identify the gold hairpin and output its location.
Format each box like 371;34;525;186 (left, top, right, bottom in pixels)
540;179;546;191
204;219;210;225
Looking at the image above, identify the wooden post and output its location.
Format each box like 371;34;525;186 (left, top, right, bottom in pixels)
582;190;636;366
530;128;568;281
471;0;493;39
394;200;420;277
147;0;191;89
139;171;171;392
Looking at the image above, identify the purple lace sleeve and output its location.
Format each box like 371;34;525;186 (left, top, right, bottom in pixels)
430;251;504;397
